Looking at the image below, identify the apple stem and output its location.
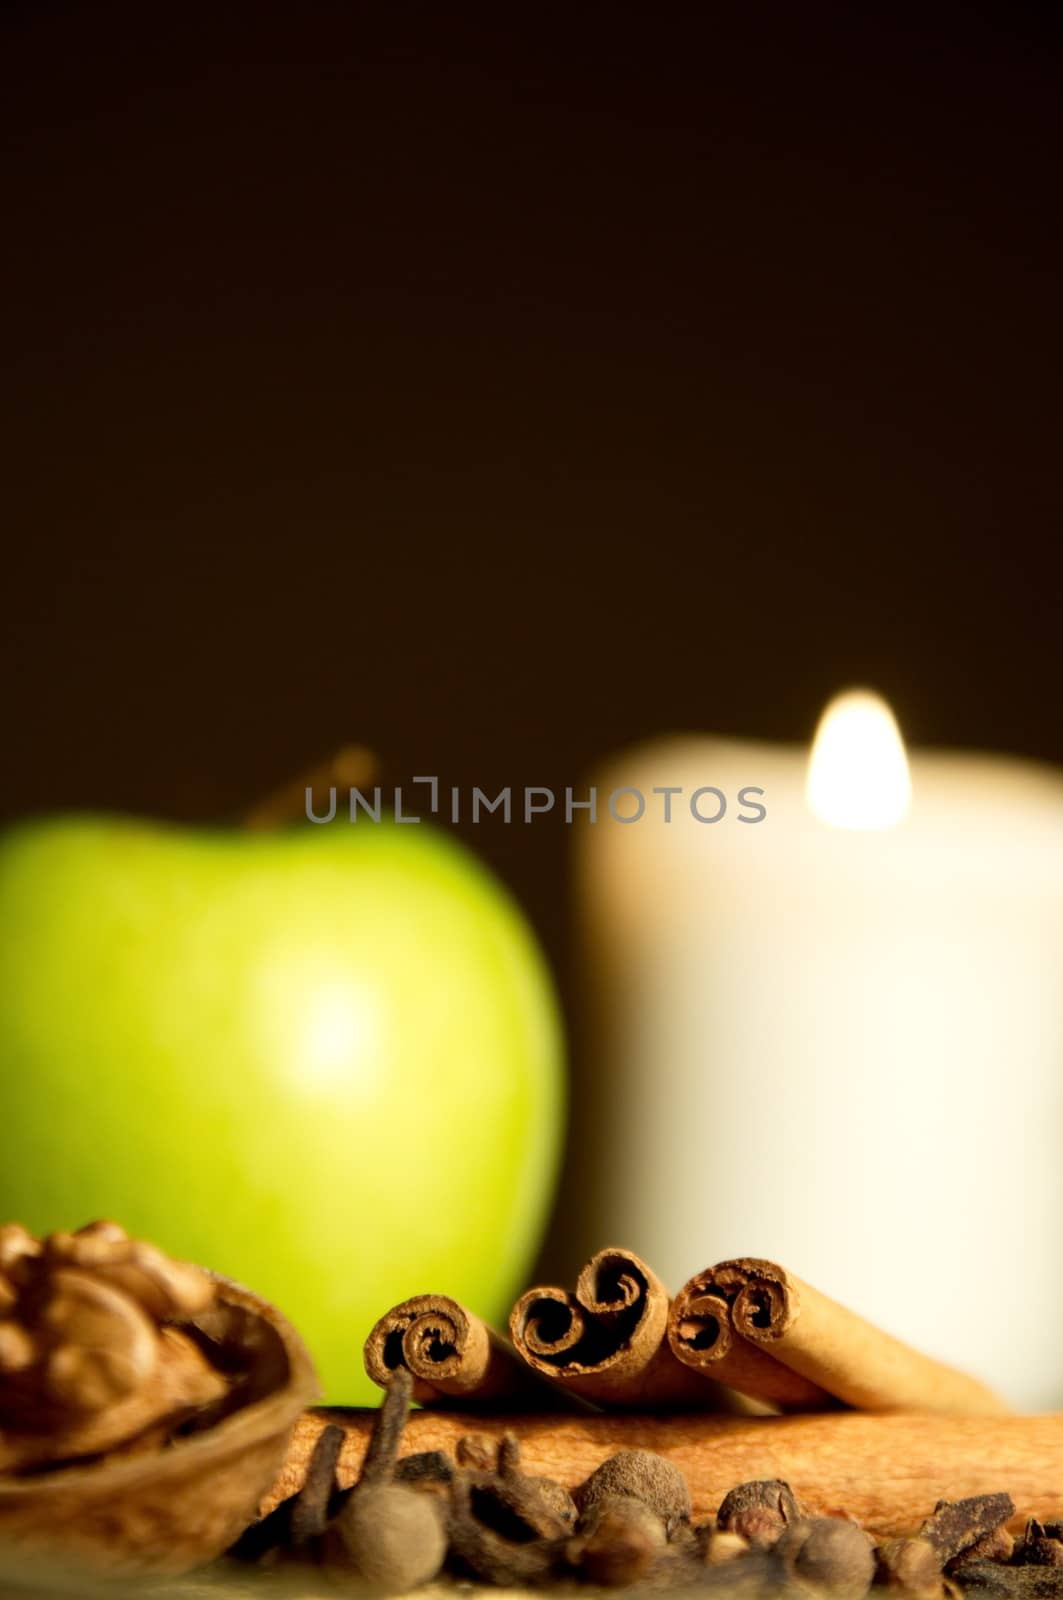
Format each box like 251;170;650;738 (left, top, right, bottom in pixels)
243;745;378;829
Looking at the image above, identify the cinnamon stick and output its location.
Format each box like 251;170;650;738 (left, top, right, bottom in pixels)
508;1247;734;1409
364;1294;573;1408
264;1408;1063;1538
669;1259;1007;1417
667;1280;834;1412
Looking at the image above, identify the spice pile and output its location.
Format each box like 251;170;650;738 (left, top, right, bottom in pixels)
3;1227;1061;1593
234;1368;1061;1596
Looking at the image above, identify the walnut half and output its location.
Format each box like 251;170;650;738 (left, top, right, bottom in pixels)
0;1220;229;1472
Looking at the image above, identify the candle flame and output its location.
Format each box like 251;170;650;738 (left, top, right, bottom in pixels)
806;689;911;829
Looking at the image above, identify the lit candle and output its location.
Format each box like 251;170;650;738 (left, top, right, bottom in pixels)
576;691;1063;1406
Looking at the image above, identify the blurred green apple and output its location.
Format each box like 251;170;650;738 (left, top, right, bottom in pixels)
0;815;564;1402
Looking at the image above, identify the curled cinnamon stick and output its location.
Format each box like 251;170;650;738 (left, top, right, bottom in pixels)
668;1272;834;1412
669;1259;1008;1417
364;1294;575;1409
509;1247;733;1410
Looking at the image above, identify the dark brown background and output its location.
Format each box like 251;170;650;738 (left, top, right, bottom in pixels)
3;2;1062;1004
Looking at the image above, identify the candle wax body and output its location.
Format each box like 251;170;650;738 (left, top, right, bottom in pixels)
577;739;1063;1407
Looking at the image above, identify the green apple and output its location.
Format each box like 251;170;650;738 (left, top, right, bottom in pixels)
0;815;564;1402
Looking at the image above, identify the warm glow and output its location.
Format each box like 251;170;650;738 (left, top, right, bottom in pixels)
806;689;911;829
301;976;379;1085
255;956;383;1091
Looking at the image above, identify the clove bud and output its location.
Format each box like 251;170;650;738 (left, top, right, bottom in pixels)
448;1465;565;1586
699;1526;752;1566
568;1494;667;1587
394;1448;454;1491
290;1422;344;1550
878;1535;949;1599
1015;1522;1063;1568
328;1368;447;1591
776;1515;876;1600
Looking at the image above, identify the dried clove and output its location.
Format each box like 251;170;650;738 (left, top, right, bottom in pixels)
447;1464;565;1586
455;1431;499;1472
328;1368;447;1591
716;1478;802;1549
1015;1522;1063;1567
223;1391;1063;1597
949;1562;1063;1597
290;1422;344;1549
776;1516;876;1600
495;1429;578;1535
230;1421;346;1566
227;1498;297;1565
358;1364;413;1486
878;1535;949;1599
576;1448;692;1536
534;1473;580;1532
567;1495;667;1587
443;1428;579;1584
394;1448;454;1489
699;1526;752;1566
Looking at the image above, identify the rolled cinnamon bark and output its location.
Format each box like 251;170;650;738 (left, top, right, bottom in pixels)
509;1247;733;1409
669;1258;1008;1417
364;1294;570;1408
668;1279;834;1412
266;1408;1063;1537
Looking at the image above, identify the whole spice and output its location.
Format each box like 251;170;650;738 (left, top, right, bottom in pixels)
669;1258;1007;1417
239;1380;1063;1600
668;1280;830;1411
456;1432;501;1472
921;1496;1017;1565
394;1449;454;1489
229;1423;347;1565
289;1422;344;1549
876;1496;1017;1600
327;1368;447;1591
568;1494;667;1586
448;1427;577;1585
496;1430;578;1533
576;1448;692;1535
1015;1522;1063;1567
446;1433;574;1586
269;1406;1063;1536
563;1447;691;1587
447;1464;565;1586
700;1527;752;1565
877;1536;949;1599
776;1515;876;1599
954;1528;1016;1567
509;1247;732;1408
716;1478;802;1548
365;1293;570;1407
948;1563;1063;1597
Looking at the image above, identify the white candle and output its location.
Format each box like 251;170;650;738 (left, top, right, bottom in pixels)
577;691;1063;1408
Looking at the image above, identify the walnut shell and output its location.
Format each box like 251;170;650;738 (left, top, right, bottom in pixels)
0;1273;318;1578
